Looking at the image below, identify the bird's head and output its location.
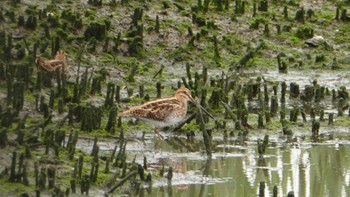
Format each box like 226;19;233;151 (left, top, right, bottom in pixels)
175;87;196;104
175;87;214;119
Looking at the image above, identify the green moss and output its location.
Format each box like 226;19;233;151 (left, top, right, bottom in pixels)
295;24;314;39
249;17;267;30
25;5;38;15
318;11;335;22
96;168;111;185
0;178;34;194
265;117;284;131
122;97;144;104
55;28;68;39
180;10;191;17
138;63;155;73
99;53;115;64
335;26;350;44
253;57;276;69
167;45;191;61
31;149;48;158
288;35;304;47
182;121;200;131
162;19;191;35
333;116;350;127
55;173;73;186
151;46;166;56
113;57;139;70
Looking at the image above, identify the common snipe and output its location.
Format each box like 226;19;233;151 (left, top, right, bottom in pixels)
118;87;213;129
35;50;69;77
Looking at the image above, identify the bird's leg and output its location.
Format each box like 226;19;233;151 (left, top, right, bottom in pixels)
154;128;164;140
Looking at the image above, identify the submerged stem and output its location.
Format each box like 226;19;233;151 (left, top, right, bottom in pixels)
195;101;212;157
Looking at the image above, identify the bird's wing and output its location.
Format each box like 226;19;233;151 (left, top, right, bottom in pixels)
47;60;65;69
124;98;181;121
139;98;181;110
38;59;65;72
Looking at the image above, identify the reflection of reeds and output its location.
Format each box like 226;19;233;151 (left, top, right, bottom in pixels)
196;101;212;157
199;158;211;197
259;181;265;197
107;171;138;193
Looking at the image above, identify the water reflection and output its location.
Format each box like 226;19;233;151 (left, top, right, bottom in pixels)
145;138;350;197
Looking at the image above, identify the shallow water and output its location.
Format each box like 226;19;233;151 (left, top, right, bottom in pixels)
138;136;350;197
263;70;350;90
77;131;350;197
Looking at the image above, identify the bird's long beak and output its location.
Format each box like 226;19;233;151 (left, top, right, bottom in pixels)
198;104;215;119
189;97;214;119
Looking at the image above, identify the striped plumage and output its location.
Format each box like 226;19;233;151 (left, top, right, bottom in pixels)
119;88;210;128
35;50;68;77
54;50;66;61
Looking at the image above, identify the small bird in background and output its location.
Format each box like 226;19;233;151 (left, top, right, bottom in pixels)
54;50;67;62
118;87;213;137
35;50;69;78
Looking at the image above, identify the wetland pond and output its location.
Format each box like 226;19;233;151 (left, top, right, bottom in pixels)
78;131;350;197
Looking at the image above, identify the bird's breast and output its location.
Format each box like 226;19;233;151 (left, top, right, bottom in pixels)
164;110;186;125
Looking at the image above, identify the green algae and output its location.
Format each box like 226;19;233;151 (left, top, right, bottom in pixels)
0;179;34;195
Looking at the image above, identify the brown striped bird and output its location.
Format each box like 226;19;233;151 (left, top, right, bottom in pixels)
35;50;68;77
118;87;213;130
